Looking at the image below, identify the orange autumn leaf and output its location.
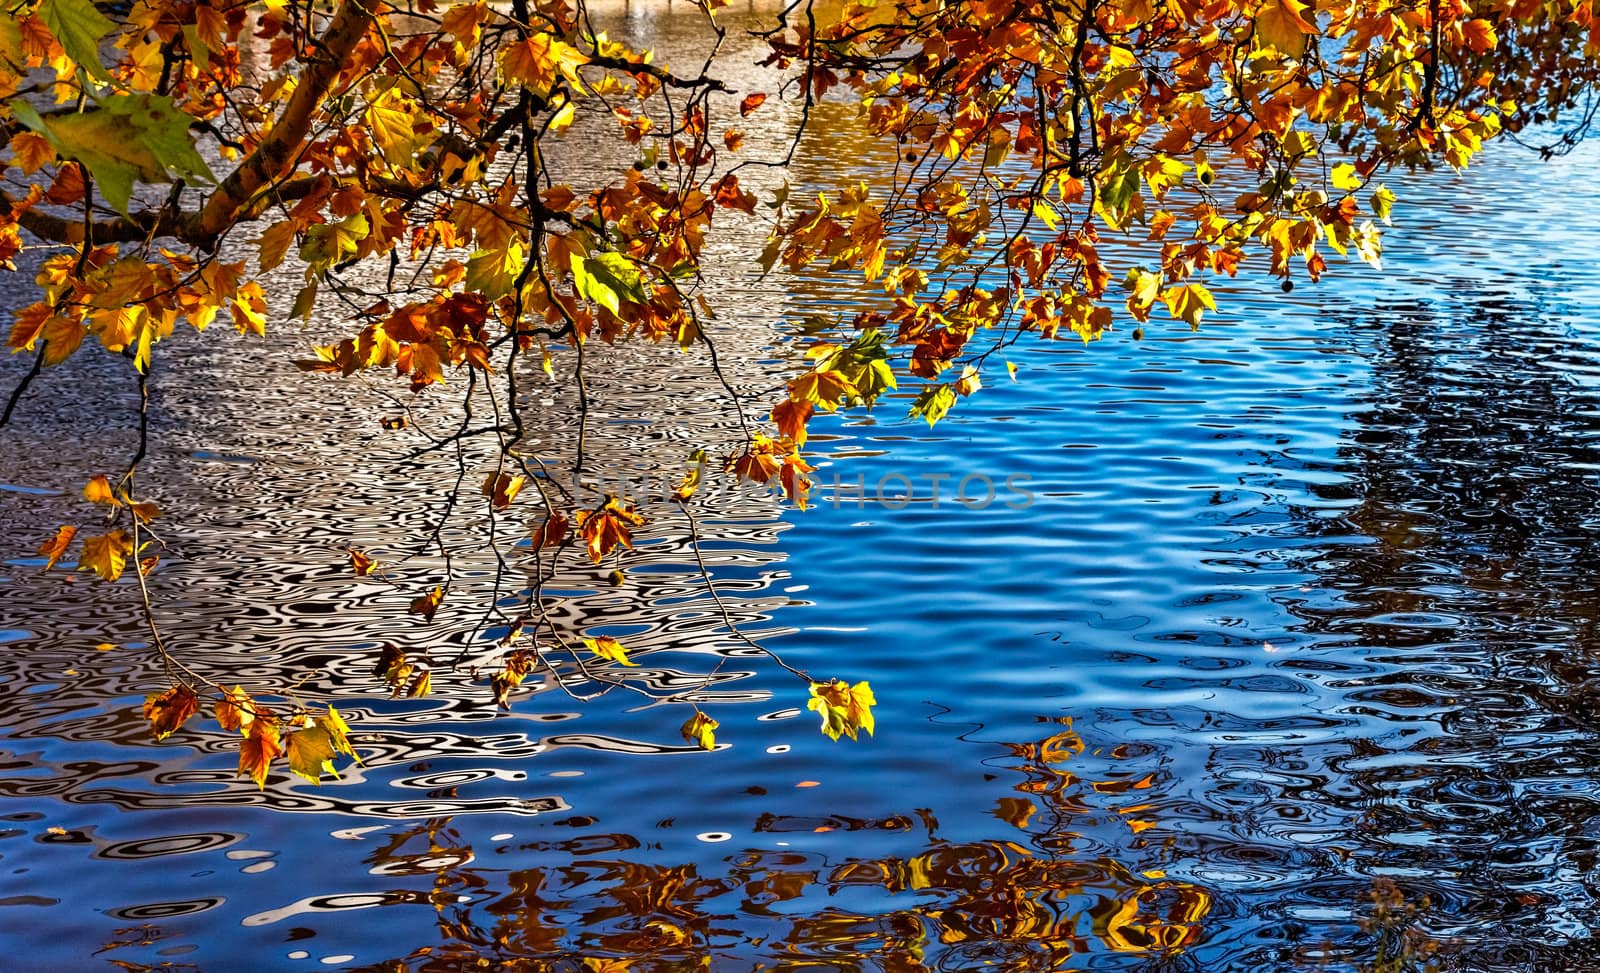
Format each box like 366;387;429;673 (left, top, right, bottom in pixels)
531;511;570;550
142;685;200;741
9;131;53;174
239;719;283;790
481;471;527;510
409;586;444;621
216;685;255;734
36;525;76;571
739;92;767;116
348;548;377;576
772;399;813;446
731;449;781;484
574;497;645;563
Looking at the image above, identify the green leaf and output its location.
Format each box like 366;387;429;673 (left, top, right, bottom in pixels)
464;242;525;300
1095;158;1141;231
12;95;214;216
571;250;649;316
299;213;368;270
37;0;116;82
909;385;957;427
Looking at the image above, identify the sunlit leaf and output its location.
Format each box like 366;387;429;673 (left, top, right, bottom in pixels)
348;548;377;576
142;685;199;741
583;635;637;667
409;586;444;621
238;719;283;790
78;530;131;582
82;475;117;505
216;685;254;735
317;706;360;764
575;497;644;563
286;726;339;783
36;0;115;81
680;711;718;750
807;679;876;741
481;471;527;510
36;525;76;571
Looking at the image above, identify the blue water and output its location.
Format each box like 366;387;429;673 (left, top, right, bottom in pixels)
5;68;1600;973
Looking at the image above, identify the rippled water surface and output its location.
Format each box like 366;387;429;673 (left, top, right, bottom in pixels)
7;9;1600;972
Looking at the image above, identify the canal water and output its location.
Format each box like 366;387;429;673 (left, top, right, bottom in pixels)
4;5;1600;971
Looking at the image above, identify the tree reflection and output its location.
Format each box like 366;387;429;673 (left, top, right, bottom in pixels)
349;722;1210;971
1271;286;1600;968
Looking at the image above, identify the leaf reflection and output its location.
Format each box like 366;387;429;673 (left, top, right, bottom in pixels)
348;721;1212;971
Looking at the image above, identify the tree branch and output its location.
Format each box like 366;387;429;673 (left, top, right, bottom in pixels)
190;0;377;248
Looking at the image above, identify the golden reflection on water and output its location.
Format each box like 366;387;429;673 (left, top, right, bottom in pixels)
329;721;1212;971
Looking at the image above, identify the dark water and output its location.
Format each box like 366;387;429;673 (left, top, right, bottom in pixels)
6;7;1600;971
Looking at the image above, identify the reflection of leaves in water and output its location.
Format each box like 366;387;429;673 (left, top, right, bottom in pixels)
344;722;1211;971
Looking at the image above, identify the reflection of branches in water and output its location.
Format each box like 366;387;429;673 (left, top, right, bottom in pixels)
1293;290;1600;640
334;723;1211;971
1261;287;1600;968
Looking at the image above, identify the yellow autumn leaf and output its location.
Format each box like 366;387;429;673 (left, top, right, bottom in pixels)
318;705;361;764
807;679;876;741
285;726;339;783
1161;283;1218;328
366;88;433;166
680;711;718;750
1255;0;1317;55
82;475;117;505
583;635;637;666
78;530;131;582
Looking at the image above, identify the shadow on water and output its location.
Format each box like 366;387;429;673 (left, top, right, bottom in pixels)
1251;284;1600;970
